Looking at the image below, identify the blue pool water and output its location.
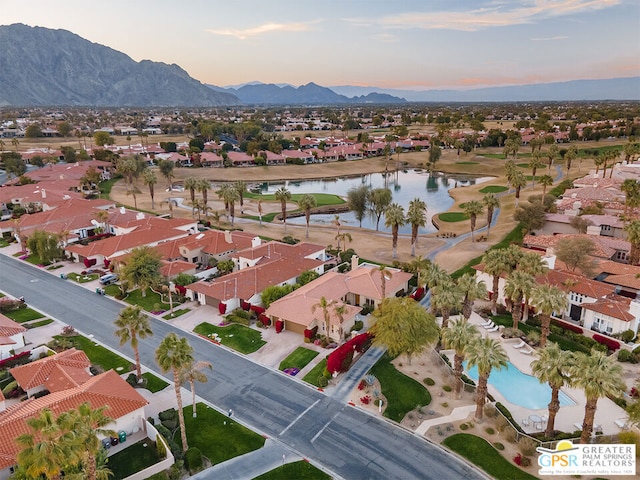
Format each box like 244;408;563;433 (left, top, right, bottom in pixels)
463;360;575;410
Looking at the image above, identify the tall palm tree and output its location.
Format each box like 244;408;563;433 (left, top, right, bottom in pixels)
407;198;427;257
143;169;157;210
482;193;500;240
511;170;527;208
457;274;487;321
528;151;545;187
275;187;292;233
624;219;640;265
335;232;352;252
482;248;519;315
518;251;548;321
465;337;508;421
431;280;462;328
312;296;337;338
564;145;578;173
257;200;263;226
114;305;153;381
234;180;247;213
184;177;199;215
531;343;573;437
570;349;626;443
297;194;317;239
155;333;195;453
158;159;175;190
441;320;480;398
504;270;535;329
463;200;483;242
377;264;392;303
222;186;240;226
180;360;213;418
530;284;568;347
539;174;554;197
384;202;405;258
64;403;116;480
196;178;211;216
16;409;79;480
408;255;430;289
546;144;559;173
331;215;342;249
621;179;640;218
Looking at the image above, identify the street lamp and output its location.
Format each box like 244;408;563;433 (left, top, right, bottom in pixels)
168;281;175;316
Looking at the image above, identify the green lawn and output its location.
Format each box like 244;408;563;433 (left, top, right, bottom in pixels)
141;372;169;393
369;353;431;422
455;161;479;165
194;322;266;354
105;287;176;313
244;191;345;207
302;359;327;387
3;306;44;323
108;438;161;480
443;434;537;480
24;318;54;328
67;272;100;283
24;254;50;266
0;238;9;248
54;335;133;373
438;212;468;222
99;177;119;199
479;185;509;194
182;403;265;465
253;461;331;480
279;347;319;372
162;308;190;320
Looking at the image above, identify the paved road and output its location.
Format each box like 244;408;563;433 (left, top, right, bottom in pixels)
0;255;485;480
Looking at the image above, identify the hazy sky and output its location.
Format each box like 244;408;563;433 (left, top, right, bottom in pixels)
2;0;639;90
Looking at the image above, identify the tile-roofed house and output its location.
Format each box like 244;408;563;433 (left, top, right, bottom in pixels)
199;151;223;167
523;234;630;263
160;260;196;280
10;348;91;397
581;294;640;336
281;149;315;164
0;370;148;475
227;151;255;167
0;314;26;361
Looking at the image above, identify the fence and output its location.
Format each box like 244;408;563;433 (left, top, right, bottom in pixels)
121;420;174;480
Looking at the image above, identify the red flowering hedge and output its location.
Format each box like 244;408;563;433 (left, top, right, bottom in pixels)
175;285;187;296
551;318;583;334
0;350;30;368
327;333;372;374
83;257;97;268
240;300;251;311
410;287;425;301
592;333;620;351
259;313;271;326
275;319;284;333
250;305;266;315
218;302;227;314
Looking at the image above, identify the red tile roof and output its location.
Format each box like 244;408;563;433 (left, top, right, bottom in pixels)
582;295;635;322
10;348;91;391
0;314;26;339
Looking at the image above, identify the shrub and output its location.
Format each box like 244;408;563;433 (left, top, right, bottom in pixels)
353;320;364;331
317;376;328;388
618;329;636;343
592;333;620;351
159;408;178;430
156;435;167;459
618;349;635;363
503;426;517;443
519;437;538;456
495;402;525;433
1;380;18;397
618;431;640;456
423;377;435;386
442;385;452;392
185;447;203;472
126;373;138;387
526;316;541;328
495;415;509;432
485;427;495;435
484;403;498;418
460;423;469;431
502;328;523;339
493;442;505;451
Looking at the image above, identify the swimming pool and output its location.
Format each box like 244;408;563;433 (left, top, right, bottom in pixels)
463;360;575;410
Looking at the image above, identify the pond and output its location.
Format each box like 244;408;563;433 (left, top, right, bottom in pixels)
254;170;491;234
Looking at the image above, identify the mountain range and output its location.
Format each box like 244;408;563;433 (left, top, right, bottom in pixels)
0;23;638;107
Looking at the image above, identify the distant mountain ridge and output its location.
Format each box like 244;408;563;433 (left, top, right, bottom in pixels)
330;77;640;102
0;23;239;107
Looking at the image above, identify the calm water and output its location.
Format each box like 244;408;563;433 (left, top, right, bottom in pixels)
255;170;490;234
463;360;575;410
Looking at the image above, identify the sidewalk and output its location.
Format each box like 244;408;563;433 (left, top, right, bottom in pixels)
326;346;385;402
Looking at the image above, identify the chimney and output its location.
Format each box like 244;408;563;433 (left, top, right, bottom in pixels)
543;248;556;270
41;189;46;199
224;230;232;243
251;236;261;248
351;254;359;271
119;206;126;214
136;212;145;220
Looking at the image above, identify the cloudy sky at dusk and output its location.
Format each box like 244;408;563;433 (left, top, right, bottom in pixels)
3;0;639;90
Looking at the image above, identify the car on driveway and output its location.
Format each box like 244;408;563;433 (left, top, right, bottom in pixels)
99;273;118;285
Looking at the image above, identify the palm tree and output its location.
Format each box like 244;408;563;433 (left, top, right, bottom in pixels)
528;151;545;187
196;178;211;216
457;273;487;321
143;169;157;210
221;186;240;226
570;349;626;443
384;202;405;258
158;159;175;190
65;403;116;480
511;170;527;208
482;193;500;240
408;255;430;289
377;264;392;302
621;179;640;218
531;343;573;437
431;280;462;328
546;144;559;173
504;270;535;329
332;215;342;249
406;198;427;256
462;200;483;242
482;248;518;315
335;232;352;252
625;220;640;265
441;320;480;397
114;305;153;381
518;251;548;321
564;145;578;173
156;333;194;453
184;177;199;215
539;174;554;197
312;296;338;338
180;360;213;418
297;194;317;239
257;200;263;226
234;180;247;213
465;337;508;421
275;187;292;232
16;409;79;480
530;284;568;348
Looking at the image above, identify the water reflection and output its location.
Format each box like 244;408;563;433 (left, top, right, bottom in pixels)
258;170;491;234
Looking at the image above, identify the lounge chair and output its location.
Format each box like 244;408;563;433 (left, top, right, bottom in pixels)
513;340;527;349
480;318;493;326
614;419;628;429
520;347;534;355
574;422;583;431
483;321;495;329
486;325;499;333
521;418;530;426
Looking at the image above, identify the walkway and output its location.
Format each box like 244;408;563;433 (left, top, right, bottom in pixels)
415;405;475;436
326;346;385;402
190;439;303;480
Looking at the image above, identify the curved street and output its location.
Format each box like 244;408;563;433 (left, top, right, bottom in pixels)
0;255;485;480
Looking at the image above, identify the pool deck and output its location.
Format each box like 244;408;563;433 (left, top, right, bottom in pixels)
441;312;631;437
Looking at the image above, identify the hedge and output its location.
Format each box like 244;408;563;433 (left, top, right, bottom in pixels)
592;333;620;351
327;333;372;374
551;318;583;334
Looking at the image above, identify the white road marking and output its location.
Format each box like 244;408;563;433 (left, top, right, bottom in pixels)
279;399;320;436
311;410;341;443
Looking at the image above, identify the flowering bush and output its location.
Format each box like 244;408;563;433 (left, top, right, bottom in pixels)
360;395;371;405
358;380;366;391
592;333;620;351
